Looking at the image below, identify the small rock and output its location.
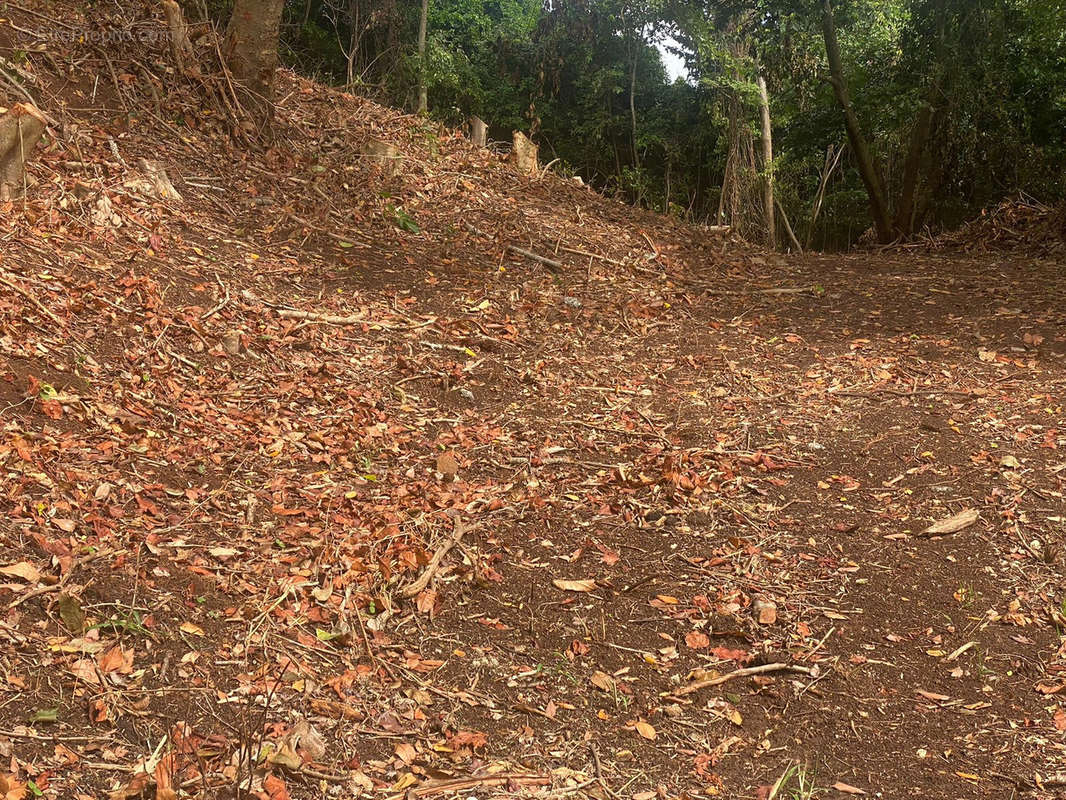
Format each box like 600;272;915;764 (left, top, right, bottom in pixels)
753;596;777;625
563;296;583;309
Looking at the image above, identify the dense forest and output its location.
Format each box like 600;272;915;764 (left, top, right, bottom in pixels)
209;0;1066;249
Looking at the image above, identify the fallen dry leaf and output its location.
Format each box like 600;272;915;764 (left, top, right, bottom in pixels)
97;645;133;675
634;721;656;740
831;781;866;795
921;508;979;536
0;562;40;583
552;578;597;592
590;670;616;692
263;773;290;800
0;773;26;800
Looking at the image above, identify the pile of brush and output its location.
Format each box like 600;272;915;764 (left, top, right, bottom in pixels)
934;194;1066;256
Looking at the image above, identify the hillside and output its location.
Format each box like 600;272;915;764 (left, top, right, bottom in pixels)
1;3;1065;800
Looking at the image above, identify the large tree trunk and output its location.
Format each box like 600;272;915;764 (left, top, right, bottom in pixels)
224;0;286;121
756;74;775;249
821;0;894;243
0;103;47;202
416;0;429;113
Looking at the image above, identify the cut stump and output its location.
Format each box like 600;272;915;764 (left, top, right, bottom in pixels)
0;103;47;201
469;115;487;148
511;131;538;175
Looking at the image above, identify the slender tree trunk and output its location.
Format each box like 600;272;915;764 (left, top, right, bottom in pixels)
717;153;730;225
417;0;429;113
663;155;671;213
895;0;944;238
895;96;935;236
821;0;893;243
629;44;639;171
756;74;775;249
224;0;286;122
776;198;803;253
806;142;844;249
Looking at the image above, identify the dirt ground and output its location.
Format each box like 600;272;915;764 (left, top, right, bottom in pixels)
1;231;1064;800
0;4;1064;798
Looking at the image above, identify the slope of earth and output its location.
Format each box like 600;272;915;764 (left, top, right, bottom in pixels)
1;4;1065;800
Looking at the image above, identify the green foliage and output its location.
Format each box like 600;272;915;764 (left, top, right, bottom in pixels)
388;204;421;233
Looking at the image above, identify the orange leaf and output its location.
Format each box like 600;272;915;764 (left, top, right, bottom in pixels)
98;645;133;675
263;773;290;800
685;631;710;650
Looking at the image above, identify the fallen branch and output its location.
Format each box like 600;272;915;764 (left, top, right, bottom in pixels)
0;271;63;327
278;764;352;785
776;197;803;253
420;340;475;354
289;213;366;247
504;244;562;272
200;281;230;320
274;308;427;332
673;662;813;696
688;284;821;297
277;308;372;326
388;773;550;800
463;222;562;271
559;246;623;266
401;520;467;598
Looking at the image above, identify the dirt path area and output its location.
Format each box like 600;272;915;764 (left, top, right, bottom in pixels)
1;216;1063;800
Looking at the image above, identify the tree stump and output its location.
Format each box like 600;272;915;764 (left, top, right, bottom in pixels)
0;103;47;201
469;116;487;148
161;0;196;73
511;131;538;175
364;139;402;177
